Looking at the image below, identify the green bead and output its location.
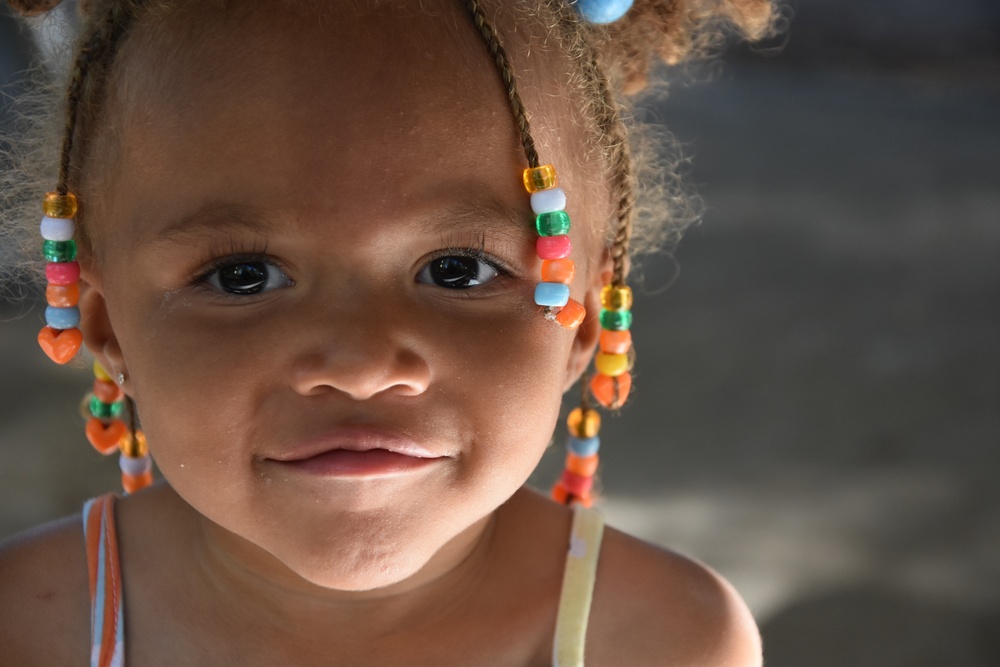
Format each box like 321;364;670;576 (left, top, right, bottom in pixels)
535;211;571;237
89;395;123;420
42;239;77;262
599;308;633;331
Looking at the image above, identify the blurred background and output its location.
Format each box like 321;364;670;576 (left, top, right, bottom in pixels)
2;2;999;664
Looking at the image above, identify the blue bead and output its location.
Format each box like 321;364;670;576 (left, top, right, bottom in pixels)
45;305;80;329
534;282;571;307
568;436;600;457
575;0;634;24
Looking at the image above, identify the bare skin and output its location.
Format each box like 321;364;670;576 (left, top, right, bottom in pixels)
0;2;761;665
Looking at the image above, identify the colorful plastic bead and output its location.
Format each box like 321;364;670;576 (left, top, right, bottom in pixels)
534;282;570;308
45;261;81;285
590;372;632;409
45;305;80;330
119;453;152;477
45;283;80;308
122;469;153;494
566;453;600;477
575;0;634;24
541;258;575;285
93;378;124;403
42;191;78;218
599;308;632;331
523;164;558;193
86;417;126;455
600;284;633;311
536;235;572;260
120;430;148;458
567;435;600;457
89;395;123;420
42;239;77;262
567;407;601;439
93;360;113;383
530;187;567;215
551;481;570;504
40;216;76;242
37;326;82;364
561;469;594;496
555;298;586;329
594;351;629;377
599;329;632;354
535;211;571;237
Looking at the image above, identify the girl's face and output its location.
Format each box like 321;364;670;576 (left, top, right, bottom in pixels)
80;1;607;590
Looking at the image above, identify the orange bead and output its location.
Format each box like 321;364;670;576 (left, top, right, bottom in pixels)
555;298;586;329
45;283;79;307
37;326;82;364
567;407;601;438
599;329;632;354
42;191;78;218
574;493;595;508
523;164;558;193
551;481;570;505
122;470;153;494
86;417;126;455
93;378;124;403
120;430;148;458
541;258;575;284
590;372;632;409
566;452;599;477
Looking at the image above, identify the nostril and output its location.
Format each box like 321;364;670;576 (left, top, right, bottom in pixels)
290;347;431;401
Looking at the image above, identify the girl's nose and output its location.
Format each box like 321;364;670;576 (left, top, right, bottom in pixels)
287;303;432;401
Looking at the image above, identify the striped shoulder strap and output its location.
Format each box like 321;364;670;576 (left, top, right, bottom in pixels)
552;505;605;667
82;494;126;667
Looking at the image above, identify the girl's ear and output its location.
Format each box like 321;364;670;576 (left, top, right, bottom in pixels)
78;270;126;383
564;247;614;392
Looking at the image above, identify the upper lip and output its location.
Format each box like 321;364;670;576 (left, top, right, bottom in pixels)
268;426;443;462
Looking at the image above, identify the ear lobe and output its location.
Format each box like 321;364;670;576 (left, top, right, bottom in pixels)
78;275;125;380
564;250;614;392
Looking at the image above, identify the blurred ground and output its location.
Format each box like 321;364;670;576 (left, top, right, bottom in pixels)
2;2;1000;665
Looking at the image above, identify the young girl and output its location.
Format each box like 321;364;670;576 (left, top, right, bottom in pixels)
0;0;772;664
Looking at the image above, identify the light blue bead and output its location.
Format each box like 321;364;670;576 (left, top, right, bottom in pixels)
568;436;600;457
575;0;634;24
530;187;566;215
534;282;571;307
45;305;80;329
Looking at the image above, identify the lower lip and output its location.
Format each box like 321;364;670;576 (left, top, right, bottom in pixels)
275;449;441;477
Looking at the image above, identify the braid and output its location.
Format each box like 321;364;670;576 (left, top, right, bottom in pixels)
57;0;143;195
461;0;540;170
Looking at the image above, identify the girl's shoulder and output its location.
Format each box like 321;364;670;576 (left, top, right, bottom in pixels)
0;513;91;666
587;521;762;666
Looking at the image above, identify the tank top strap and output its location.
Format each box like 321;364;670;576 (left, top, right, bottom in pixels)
82;493;126;667
552;504;605;667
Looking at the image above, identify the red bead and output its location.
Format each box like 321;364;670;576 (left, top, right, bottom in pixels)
561;469;594;496
45;261;81;285
92;379;124;403
536;235;572;260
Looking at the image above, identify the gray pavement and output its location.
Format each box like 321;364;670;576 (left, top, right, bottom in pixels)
3;4;1000;665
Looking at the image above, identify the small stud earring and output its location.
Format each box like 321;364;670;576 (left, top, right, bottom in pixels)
117;372;126;386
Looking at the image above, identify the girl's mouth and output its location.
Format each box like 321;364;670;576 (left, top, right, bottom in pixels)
267;426;445;477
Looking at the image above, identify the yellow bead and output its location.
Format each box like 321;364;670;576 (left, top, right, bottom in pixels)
595;352;629;377
522;164;558;193
567;407;601;438
120;430;148;458
600;284;632;311
93;360;112;382
42;191;78;218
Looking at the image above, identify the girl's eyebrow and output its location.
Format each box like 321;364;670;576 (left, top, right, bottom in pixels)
147;198;536;247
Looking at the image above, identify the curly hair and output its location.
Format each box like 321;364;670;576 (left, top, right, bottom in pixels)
0;0;776;290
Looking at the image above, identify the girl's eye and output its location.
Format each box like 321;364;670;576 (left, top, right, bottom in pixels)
418;255;499;289
201;260;291;296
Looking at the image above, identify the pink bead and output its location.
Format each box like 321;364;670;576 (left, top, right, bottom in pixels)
46;261;81;285
536;235;572;260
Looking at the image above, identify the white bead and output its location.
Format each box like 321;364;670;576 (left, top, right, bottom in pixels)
530;187;566;215
40;216;75;241
119;453;152;476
